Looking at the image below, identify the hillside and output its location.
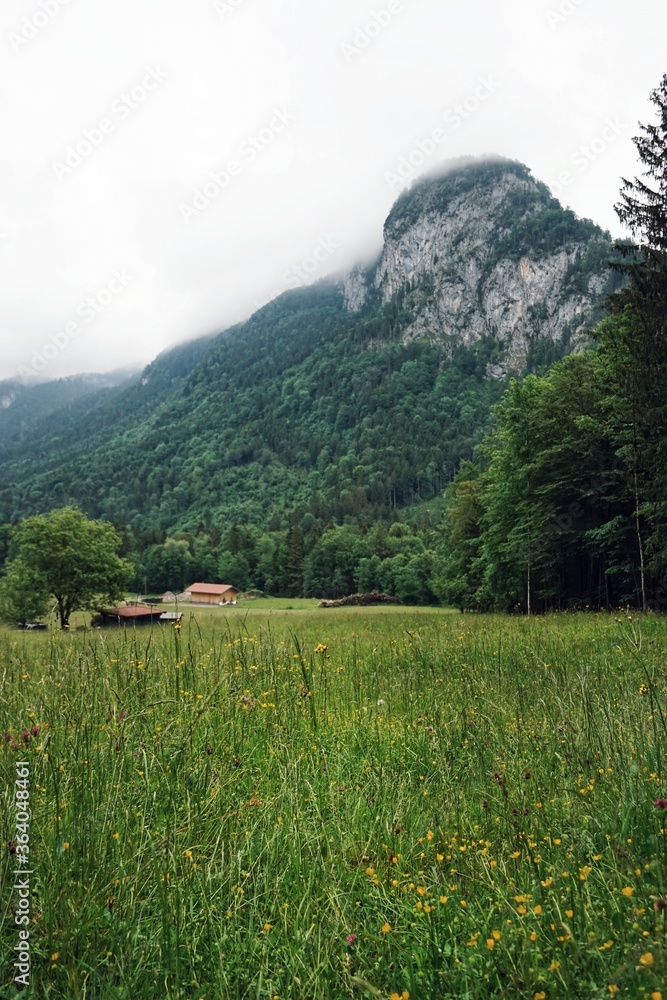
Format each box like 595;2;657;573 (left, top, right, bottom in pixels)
0;158;620;548
0;370;134;452
0;335;216;479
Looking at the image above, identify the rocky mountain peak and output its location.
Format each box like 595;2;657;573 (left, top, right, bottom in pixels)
343;156;616;372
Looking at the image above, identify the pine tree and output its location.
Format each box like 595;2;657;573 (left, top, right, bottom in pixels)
604;73;667;575
284;526;305;598
615;74;667;257
611;73;667;320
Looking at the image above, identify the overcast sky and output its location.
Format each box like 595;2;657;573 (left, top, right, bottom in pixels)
0;0;665;381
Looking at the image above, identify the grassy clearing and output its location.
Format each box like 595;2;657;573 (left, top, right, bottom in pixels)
2;610;667;998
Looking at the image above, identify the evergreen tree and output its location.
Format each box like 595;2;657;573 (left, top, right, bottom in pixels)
615;74;667;256
431;463;484;611
606;74;667;573
284;526;305;598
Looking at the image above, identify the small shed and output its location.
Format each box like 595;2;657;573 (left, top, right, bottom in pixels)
159;612;183;623
182;583;238;605
98;605;164;626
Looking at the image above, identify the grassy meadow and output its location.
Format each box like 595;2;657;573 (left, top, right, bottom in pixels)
2;605;667;998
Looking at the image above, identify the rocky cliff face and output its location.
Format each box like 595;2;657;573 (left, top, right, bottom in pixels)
343;158;616;373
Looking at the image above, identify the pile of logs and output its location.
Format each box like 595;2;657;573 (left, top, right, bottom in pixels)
318;591;400;608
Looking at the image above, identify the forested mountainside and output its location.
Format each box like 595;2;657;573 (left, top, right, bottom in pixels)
0;335;216;469
0;370;134;451
0;157;622;600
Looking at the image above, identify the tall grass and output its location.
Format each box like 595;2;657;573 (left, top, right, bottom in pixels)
1;610;667;998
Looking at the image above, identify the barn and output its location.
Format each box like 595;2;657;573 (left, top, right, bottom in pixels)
97;605;164;626
182;583;238;605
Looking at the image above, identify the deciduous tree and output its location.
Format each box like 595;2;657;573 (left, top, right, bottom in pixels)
5;507;132;628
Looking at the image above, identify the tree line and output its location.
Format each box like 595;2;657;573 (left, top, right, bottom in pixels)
124;515;439;605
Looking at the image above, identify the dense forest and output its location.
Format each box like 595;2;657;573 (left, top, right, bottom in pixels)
2;96;667;610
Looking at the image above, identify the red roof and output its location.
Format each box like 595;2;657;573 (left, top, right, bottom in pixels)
186;583;236;595
104;606;162;618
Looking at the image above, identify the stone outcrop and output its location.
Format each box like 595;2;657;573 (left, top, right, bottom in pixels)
340;158;615;372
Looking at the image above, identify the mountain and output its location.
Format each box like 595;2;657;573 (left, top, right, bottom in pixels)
0;336;217;470
344;157;615;371
0;370;135;449
0;157;620;537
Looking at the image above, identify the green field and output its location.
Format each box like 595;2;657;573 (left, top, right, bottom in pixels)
2;608;667;998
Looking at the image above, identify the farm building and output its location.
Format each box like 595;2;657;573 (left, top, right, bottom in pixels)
97;605;164;626
97;606;184;626
181;583;238;605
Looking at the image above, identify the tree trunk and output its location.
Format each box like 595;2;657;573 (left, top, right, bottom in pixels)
57;596;69;629
630;409;647;612
634;466;647;612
